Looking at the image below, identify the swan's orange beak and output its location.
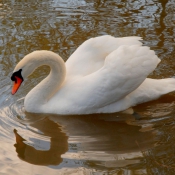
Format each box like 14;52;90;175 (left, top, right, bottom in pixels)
12;76;23;95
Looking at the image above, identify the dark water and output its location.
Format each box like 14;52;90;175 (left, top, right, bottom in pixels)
0;0;175;174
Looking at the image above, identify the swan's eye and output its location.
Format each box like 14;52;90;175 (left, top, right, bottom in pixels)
11;75;17;82
11;69;23;82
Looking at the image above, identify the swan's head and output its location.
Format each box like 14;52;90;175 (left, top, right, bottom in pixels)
11;50;65;95
11;57;34;95
10;51;45;95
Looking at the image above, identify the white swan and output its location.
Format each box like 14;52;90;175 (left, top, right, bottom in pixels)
11;35;175;114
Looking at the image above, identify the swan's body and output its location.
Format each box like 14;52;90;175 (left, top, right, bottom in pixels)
11;35;175;114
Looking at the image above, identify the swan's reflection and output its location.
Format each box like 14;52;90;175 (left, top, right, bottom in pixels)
14;117;68;165
14;112;156;167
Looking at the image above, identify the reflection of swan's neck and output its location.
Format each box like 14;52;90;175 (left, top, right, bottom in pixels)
24;51;66;112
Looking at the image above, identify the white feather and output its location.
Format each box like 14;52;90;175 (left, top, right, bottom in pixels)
12;35;175;114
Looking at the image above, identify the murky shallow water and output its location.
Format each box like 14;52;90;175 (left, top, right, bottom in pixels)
0;0;175;174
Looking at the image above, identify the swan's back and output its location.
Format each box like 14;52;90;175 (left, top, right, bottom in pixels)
66;35;142;79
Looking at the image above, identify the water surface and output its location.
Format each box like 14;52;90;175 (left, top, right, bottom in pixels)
0;0;175;174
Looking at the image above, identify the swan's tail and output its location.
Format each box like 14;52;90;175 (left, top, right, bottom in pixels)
97;78;175;114
129;78;175;105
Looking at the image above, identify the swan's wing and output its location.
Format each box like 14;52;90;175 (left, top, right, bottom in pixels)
63;44;160;109
66;35;142;79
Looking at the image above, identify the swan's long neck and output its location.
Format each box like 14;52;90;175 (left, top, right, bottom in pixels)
20;51;66;112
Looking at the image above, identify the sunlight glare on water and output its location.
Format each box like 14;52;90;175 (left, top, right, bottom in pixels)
0;0;175;174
